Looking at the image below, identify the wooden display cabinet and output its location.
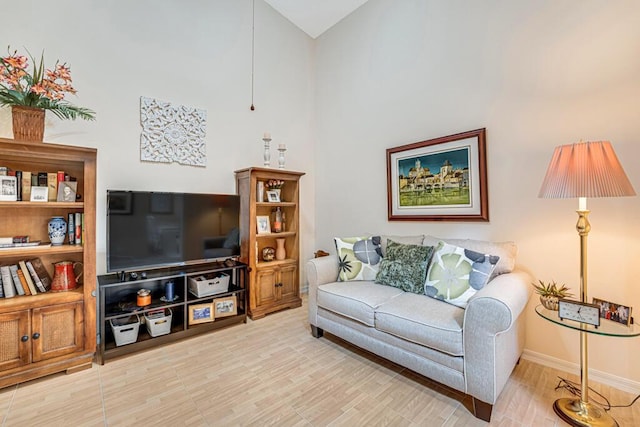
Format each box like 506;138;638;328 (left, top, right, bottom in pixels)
235;167;304;319
0;137;96;389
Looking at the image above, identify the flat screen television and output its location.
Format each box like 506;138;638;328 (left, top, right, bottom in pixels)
107;190;240;272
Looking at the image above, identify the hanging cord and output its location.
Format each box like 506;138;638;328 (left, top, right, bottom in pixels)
555;376;640;410
250;0;255;111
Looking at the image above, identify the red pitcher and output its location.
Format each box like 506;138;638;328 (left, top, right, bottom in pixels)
51;261;83;292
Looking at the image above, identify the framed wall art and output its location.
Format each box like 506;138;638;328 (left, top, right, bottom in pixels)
386;128;488;221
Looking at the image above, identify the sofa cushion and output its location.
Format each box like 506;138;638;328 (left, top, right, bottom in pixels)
375;240;434;294
422;235;516;276
334;236;382;281
375;292;464;356
379;234;424;256
425;241;499;308
317;281;404;327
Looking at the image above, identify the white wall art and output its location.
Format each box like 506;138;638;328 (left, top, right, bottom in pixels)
140;96;207;166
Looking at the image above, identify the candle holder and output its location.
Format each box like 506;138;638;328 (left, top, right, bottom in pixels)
278;145;287;169
262;137;272;167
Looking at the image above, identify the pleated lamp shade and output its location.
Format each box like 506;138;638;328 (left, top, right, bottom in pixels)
539;141;636;199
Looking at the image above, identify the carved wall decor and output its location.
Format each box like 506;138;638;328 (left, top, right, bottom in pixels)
140;96;207;166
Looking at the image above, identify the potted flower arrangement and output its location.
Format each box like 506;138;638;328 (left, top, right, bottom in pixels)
532;280;573;310
264;179;284;190
0;47;96;141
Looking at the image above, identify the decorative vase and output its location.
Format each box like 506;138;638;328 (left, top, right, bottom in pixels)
12;105;45;142
48;216;67;246
540;295;560;311
275;238;286;261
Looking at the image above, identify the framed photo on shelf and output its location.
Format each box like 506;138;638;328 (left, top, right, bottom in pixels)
30;186;49;202
266;190;280;203
256;215;271;234
386;128;488;221
57;181;78;202
213;295;237;318
0;176;18;201
188;303;214;325
592;297;632;326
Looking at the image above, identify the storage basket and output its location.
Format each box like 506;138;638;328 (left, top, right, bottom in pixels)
188;272;230;297
110;314;140;346
12;105;45;142
144;308;172;337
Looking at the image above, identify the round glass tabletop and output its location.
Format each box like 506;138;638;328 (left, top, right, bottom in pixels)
535;305;640;337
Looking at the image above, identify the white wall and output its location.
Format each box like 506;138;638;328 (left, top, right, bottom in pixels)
314;0;640;387
0;0;316;274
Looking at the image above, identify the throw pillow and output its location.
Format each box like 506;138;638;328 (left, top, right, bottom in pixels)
375;240;434;294
425;241;500;308
334;236;382;281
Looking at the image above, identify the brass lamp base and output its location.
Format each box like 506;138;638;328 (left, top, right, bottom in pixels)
553;398;618;427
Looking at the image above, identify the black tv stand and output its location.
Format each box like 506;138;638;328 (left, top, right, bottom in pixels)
97;261;248;364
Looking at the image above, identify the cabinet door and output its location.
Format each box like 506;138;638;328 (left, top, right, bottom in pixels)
0;310;31;371
255;267;277;307
31;302;84;362
279;264;298;301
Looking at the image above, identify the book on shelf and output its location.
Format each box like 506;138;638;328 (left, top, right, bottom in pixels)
37;172;47;187
75;212;83;245
31;173;38;186
28;258;52;291
16;268;33;295
47;172;58;201
9;264;26;296
18;260;38;295
0;266;16;298
25;259;47;293
0;274;4;298
21;171;31;201
15;170;22;201
68;213;75;244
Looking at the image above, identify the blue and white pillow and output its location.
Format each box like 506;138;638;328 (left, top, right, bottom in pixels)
334;236;382;281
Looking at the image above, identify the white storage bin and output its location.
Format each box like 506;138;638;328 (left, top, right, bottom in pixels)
110;314;140;346
188;272;230;297
145;308;172;337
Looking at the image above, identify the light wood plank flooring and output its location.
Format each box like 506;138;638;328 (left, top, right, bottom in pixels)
1;297;638;426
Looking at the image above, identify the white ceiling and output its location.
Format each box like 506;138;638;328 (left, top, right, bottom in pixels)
264;0;370;38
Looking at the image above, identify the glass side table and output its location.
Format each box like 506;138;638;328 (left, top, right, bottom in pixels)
535;305;640;427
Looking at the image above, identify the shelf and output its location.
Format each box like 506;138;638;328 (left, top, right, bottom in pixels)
256;202;296;207
256;259;296;268
535;305;640;337
0;201;84;208
0;244;83;259
0;286;84;310
255;231;296;238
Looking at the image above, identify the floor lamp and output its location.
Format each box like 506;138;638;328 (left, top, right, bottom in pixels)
539;141;636;427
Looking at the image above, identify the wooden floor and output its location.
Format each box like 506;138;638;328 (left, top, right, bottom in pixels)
1;297;639;426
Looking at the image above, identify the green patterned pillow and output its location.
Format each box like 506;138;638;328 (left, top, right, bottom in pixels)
335;236;382;281
425;241;500;308
375;240;434;294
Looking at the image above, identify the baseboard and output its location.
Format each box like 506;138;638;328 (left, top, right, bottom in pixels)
521;349;640;395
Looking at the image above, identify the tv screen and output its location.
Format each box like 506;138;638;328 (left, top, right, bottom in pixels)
107;190;240;272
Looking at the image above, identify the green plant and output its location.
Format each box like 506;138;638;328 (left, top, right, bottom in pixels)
0;47;95;120
532;280;573;298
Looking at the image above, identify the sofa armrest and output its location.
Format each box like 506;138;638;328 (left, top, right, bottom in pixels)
463;269;532;404
306;255;339;325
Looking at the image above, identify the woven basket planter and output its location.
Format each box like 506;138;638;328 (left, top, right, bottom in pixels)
12;105;45;142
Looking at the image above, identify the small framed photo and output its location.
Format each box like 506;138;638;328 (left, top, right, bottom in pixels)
30;186;48;202
593;297;632;326
266;190;280;203
57;181;78;202
213;295;237;318
0;176;18;201
256;215;271;234
188;303;214;325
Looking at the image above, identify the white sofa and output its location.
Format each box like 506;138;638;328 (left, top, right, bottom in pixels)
306;235;531;422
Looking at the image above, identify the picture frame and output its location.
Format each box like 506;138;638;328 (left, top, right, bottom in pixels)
386;128;488;221
30;186;49;202
592;297;632;326
213;295;237;318
57;181;78;202
0;176;18;201
256;215;271;234
266;190;280;203
188;303;214;325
